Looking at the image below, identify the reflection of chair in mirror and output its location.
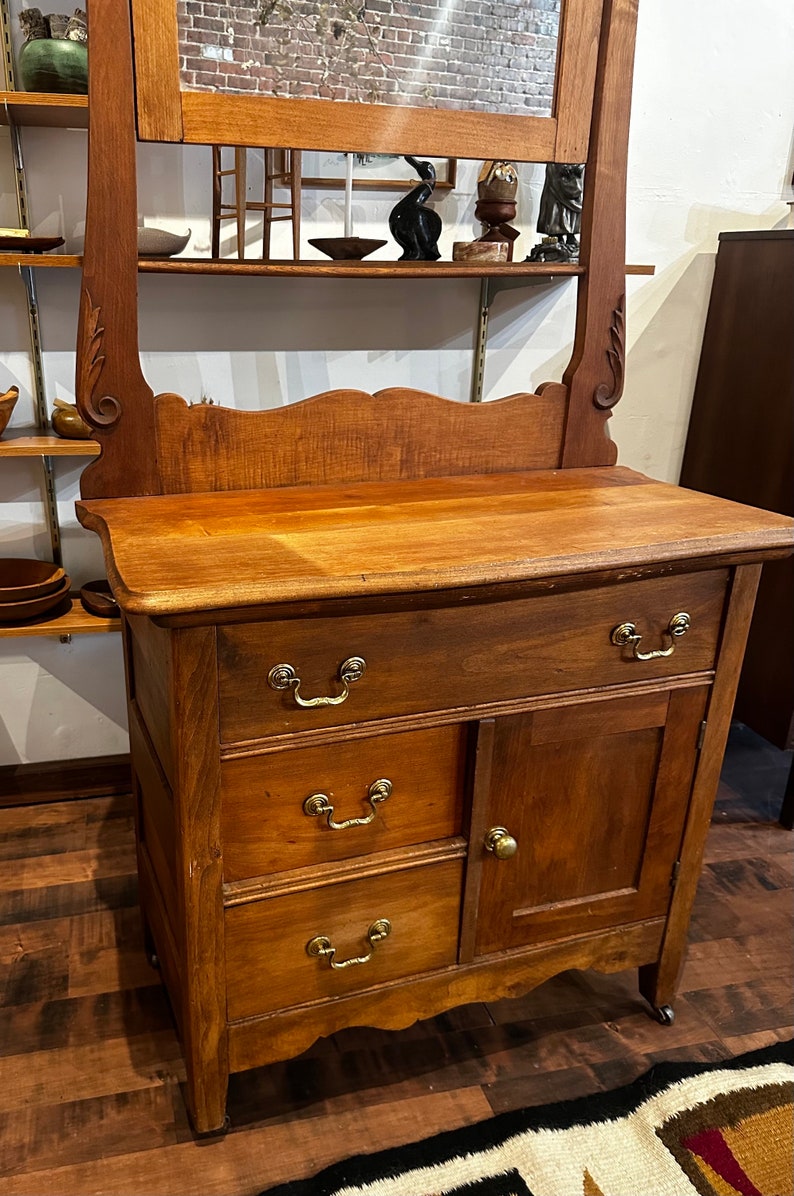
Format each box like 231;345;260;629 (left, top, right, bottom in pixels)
210;146;302;260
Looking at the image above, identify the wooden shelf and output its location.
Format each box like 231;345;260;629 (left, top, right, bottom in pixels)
138;259;654;278
0;593;119;638
0;91;87;128
0;252;81;268
0;431;100;457
138;258;588;279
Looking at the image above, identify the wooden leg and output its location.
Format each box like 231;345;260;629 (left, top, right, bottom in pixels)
210;145;221;260
291;149;302;261
234;146;247;260
638;959;679;1023
780;756;794;830
263;148;274;261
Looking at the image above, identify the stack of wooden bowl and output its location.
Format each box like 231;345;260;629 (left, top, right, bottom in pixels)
0;558;71;623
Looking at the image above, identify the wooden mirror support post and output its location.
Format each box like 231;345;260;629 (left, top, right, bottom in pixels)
74;0;793;1134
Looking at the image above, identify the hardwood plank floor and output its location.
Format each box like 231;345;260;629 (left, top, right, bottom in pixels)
0;722;791;1196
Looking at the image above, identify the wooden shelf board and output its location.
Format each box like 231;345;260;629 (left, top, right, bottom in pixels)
138;258;588;279
0;431;100;457
0;252;82;268
0;91;88;128
0;593;120;638
138;259;654;278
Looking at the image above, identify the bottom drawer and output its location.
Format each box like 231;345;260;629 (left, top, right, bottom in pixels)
225;859;463;1021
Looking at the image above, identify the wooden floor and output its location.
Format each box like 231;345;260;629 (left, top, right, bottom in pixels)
0;723;791;1196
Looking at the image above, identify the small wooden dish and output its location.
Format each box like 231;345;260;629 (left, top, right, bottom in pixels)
0;557;65;602
0;574;71;621
80;579;120;618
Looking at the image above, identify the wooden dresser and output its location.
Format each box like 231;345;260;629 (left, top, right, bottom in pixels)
77;465;793;1131
72;0;794;1133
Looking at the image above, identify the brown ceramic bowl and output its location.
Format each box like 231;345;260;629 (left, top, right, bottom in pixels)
0;557;66;602
0;574;71;622
80;579;120;619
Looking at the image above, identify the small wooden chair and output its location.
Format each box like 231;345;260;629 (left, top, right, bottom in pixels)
210;146;302;261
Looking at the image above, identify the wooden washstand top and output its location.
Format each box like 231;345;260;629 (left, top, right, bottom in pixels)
76;467;794;621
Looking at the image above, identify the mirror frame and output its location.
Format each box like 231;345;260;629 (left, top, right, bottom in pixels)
131;0;604;164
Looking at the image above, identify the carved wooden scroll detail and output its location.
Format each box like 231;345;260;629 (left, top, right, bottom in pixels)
77;290;122;429
593;294;626;411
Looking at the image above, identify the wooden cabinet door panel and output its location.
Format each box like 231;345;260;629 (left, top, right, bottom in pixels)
474;687;708;955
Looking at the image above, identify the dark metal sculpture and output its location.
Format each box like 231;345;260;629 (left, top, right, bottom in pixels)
389;157;442;261
528;162;584;263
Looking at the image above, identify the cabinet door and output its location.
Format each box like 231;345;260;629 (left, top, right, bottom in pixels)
473;687;708;957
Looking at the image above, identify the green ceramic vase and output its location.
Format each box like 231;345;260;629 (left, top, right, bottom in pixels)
18;39;88;95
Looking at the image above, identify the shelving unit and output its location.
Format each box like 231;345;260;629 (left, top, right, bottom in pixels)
0;8;89;570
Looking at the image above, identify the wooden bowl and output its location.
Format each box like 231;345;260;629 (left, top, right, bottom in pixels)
80;579;120;619
0;574;71;622
0;557;65;602
0;386;19;438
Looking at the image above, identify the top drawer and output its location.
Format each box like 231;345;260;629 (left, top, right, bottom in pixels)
217;570;728;743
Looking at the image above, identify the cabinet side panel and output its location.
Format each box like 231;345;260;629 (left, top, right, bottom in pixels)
640;563;763;1008
126;615;174;785
170;627;229;1134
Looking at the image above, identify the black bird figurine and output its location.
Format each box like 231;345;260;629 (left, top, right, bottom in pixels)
389;156;442;261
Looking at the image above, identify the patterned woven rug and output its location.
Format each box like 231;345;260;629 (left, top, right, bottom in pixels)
259;1039;793;1196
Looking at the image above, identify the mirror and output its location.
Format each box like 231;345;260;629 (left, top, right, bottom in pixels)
132;0;602;165
178;1;560;119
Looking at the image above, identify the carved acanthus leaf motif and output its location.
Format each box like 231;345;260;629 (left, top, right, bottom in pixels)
78;290;121;428
593;294;626;410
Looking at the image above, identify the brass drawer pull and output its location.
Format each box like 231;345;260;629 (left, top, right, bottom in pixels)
611;612;691;661
306;919;391;970
268;656;366;707
303;778;392;830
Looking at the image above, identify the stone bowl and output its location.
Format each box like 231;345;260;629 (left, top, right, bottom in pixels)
308;237;386;261
137;227;192;257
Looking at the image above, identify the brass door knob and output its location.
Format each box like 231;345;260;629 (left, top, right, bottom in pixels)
484;827;518;859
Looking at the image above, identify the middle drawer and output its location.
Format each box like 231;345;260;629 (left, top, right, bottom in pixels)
221;724;468;881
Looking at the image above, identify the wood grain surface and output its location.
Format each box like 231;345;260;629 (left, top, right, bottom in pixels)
76;467;794;617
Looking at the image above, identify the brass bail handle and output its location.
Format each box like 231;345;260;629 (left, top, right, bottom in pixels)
306;919;391;970
610;612;691;661
304;778;392;830
268;656;366;707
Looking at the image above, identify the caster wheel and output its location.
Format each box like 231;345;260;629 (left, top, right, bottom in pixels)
655;1004;675;1026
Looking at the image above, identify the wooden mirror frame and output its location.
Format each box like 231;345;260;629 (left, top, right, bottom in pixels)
131;0;603;164
77;0;639;500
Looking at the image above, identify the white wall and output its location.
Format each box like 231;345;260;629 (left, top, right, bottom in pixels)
1;0;792;766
